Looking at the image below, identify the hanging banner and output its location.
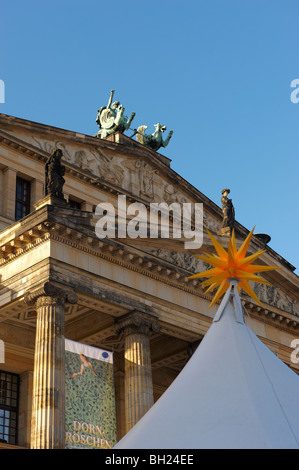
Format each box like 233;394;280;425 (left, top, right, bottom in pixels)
65;339;117;449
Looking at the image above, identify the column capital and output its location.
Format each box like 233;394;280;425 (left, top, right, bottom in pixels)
24;281;78;307
114;310;160;337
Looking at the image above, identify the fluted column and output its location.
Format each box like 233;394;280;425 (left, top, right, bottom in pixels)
114;311;160;433
25;282;77;449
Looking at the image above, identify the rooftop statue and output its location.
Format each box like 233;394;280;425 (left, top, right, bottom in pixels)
95;90;136;139
217;188;235;236
45;148;65;199
134;123;173;152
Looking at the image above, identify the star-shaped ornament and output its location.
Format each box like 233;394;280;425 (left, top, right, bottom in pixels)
189;228;280;309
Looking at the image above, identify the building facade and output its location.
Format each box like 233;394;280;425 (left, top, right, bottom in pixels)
0;112;298;449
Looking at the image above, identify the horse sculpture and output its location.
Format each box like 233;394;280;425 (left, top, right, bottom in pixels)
135;123;173;152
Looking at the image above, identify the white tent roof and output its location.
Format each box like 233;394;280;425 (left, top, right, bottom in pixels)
115;281;299;449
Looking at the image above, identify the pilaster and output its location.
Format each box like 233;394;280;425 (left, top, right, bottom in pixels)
30;179;44;210
2;167;17;220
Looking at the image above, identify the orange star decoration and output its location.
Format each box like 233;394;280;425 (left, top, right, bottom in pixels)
189;227;280;309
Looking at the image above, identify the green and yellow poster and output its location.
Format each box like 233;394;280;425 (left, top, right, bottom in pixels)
65;339;117;449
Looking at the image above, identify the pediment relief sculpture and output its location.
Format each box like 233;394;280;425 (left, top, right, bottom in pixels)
121;159;158;198
5;131;223;236
96;152;125;186
28;136;125;184
163;184;188;205
203;212;221;233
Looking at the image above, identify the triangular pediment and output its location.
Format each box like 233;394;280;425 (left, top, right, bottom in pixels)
0;113;298;308
0;114;225;233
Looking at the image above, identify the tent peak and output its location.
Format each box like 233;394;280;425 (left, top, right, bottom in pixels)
213;279;244;325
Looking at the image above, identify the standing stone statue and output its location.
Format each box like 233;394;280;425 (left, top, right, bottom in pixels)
95;89;136;139
45;148;66;199
217;188;235;235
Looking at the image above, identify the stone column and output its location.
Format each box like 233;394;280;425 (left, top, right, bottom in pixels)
114;311;160;433
24;282;77;449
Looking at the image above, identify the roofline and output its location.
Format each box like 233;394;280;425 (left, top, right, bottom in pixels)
0;112;296;275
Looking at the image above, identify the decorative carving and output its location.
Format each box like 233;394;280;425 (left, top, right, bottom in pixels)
95;90;135;139
163;184;188;205
45;149;66;199
74;150;89;171
24;281;78;307
253;283;298;316
32;137;102;176
203;213;221;233
217;188;235;236
134;123;173;152
122;159;157;198
114;311;160;337
97;152;125;186
137;161;157;197
18;134;172;196
149;248;211;273
33;137;73;162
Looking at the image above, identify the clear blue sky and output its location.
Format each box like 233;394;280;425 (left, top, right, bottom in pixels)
1;0;298;273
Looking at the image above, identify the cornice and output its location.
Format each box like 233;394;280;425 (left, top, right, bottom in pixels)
242;300;299;333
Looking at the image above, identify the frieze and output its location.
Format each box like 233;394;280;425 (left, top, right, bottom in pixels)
254;283;299;316
147;248;211;273
1;219;298;331
149;248;299;317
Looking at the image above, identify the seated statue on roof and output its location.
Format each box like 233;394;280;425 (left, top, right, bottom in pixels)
95;90;136;139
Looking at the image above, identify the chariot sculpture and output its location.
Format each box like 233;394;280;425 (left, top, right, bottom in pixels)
95;90;173;152
95;90;135;139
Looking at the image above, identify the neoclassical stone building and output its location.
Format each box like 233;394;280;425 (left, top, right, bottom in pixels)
0;112;298;449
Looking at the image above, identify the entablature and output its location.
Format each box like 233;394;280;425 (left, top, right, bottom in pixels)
0;204;298;339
